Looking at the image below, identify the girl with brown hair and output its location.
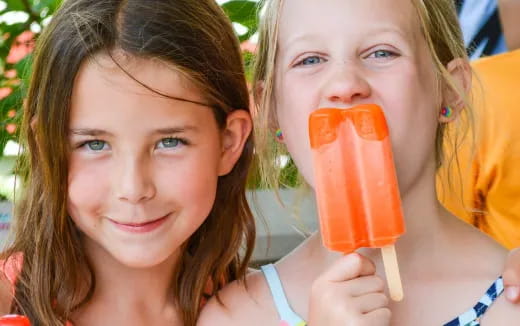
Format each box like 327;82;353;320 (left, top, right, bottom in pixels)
0;0;255;325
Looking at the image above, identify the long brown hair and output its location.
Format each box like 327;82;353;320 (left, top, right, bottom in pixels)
253;0;475;191
2;0;255;325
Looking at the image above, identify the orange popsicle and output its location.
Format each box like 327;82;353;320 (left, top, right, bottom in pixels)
309;104;405;301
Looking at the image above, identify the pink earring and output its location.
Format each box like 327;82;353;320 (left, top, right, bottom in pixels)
275;129;284;142
441;106;453;118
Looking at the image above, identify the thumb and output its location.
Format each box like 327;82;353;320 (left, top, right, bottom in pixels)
320;253;376;282
503;248;520;303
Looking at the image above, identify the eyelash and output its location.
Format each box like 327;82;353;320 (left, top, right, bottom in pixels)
294;55;327;67
293;47;399;67
155;137;190;149
78;140;109;151
365;49;399;59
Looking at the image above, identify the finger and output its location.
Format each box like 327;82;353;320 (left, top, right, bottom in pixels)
320;253;376;282
503;248;520;285
345;275;385;297
354;292;389;314
503;248;520;303
505;286;520;304
361;307;392;325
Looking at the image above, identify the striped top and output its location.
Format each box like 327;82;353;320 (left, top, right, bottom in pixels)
443;277;504;326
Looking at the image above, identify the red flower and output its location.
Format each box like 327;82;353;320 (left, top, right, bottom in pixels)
241;40;257;53
6;124;17;134
0;87;13;100
6;31;35;64
4;69;17;79
6;79;21;86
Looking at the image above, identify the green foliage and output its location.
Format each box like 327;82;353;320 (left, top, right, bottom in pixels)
0;0;59;157
221;0;259;42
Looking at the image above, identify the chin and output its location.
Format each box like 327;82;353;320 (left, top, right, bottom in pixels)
112;247;179;269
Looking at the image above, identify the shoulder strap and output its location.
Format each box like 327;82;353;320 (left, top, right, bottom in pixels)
444;276;504;326
261;264;306;326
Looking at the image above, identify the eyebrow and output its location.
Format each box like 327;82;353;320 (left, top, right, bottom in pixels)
282;33;315;52
69;129;114;137
284;26;408;51
152;126;199;135
364;26;409;40
69;126;199;137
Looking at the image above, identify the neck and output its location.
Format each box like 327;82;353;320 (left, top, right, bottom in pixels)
301;164;469;277
396;165;448;251
79;239;179;319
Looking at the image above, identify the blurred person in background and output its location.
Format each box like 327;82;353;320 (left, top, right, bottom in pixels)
456;0;520;59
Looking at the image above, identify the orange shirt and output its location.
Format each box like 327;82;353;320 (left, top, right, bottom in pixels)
437;50;520;249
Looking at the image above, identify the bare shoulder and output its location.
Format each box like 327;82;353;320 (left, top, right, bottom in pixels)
198;269;280;326
197;280;248;326
0;270;13;314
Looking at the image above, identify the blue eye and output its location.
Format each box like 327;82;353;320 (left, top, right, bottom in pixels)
157;137;186;149
85;140;108;151
297;56;326;66
369;50;397;59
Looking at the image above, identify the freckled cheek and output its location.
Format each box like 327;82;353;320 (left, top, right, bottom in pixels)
278;109;316;188
67;157;111;217
277;80;309;135
374;71;431;132
284;129;314;187
277;75;317;113
375;79;439;184
276;86;320;188
155;153;220;217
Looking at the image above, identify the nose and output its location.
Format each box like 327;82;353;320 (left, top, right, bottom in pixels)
321;63;371;106
114;154;156;204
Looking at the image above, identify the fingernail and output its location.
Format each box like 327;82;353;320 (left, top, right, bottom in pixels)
505;286;520;301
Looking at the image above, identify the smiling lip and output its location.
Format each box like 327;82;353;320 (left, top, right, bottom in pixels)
109;215;170;234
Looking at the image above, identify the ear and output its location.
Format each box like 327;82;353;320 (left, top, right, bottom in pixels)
440;58;472;123
217;109;253;176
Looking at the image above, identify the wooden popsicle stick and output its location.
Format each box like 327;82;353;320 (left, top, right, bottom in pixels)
381;244;403;301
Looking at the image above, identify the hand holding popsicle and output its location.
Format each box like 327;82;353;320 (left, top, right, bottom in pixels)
308;253;391;326
309;105;405;301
